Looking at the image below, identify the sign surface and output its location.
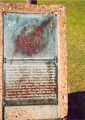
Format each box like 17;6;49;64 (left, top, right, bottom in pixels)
3;13;58;119
4;13;57;59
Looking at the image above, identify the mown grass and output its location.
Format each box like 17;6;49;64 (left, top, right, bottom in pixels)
0;0;25;3
0;0;85;92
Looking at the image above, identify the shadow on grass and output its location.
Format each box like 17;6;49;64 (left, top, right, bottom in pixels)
67;91;85;120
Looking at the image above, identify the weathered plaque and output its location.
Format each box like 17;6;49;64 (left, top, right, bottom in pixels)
3;13;58;106
4;13;57;59
4;61;58;105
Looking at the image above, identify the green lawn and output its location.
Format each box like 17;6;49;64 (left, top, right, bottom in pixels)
0;0;25;3
0;0;85;92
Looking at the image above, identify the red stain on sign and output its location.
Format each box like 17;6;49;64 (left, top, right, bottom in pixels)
15;18;52;56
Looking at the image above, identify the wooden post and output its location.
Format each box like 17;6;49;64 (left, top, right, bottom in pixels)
31;0;37;4
27;0;37;4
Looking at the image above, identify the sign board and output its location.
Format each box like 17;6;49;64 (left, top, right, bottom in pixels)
4;13;58;103
0;3;67;120
3;13;58;119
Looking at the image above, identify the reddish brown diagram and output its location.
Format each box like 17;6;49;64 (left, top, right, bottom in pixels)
15;17;53;56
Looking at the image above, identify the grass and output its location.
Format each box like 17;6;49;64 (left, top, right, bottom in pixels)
0;0;25;3
0;0;85;92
